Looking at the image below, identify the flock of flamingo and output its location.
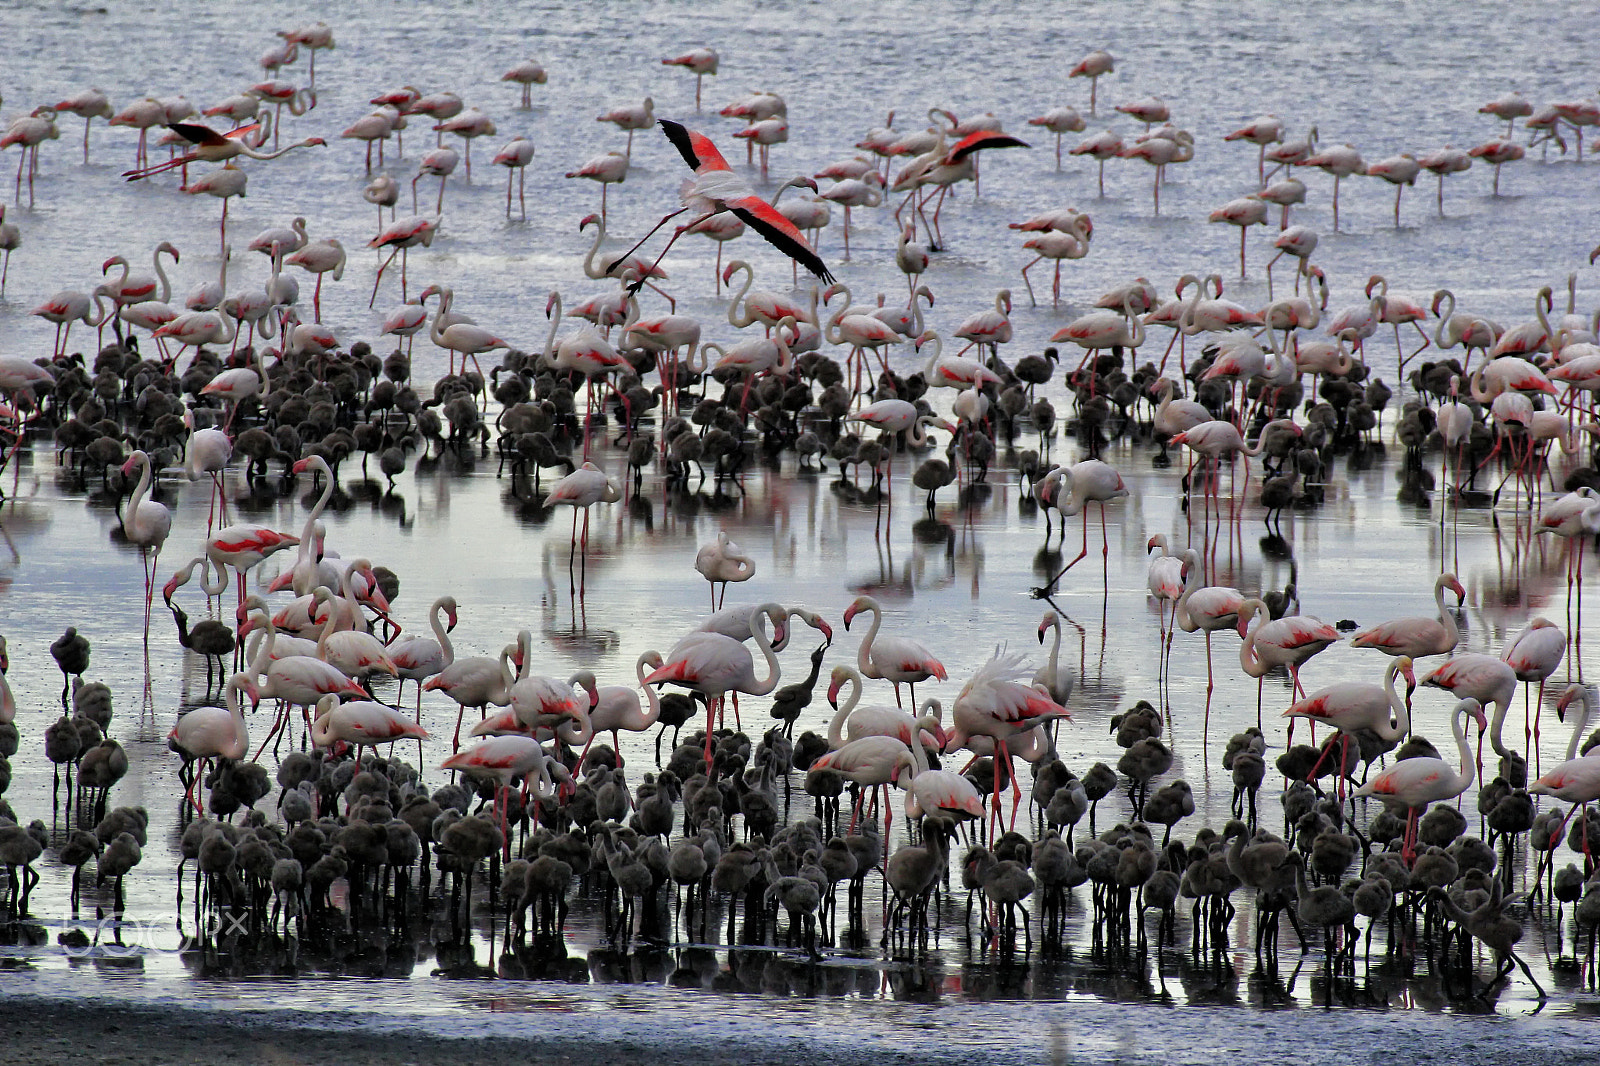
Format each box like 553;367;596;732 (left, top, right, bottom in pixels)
3;13;1600;1018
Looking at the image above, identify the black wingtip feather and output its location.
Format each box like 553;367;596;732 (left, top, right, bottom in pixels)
658;118;700;171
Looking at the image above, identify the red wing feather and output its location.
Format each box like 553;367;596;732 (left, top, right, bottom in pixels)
659;118;731;173
730;199;836;284
944;131;1031;164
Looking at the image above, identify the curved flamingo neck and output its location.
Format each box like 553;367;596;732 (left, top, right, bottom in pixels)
1450;702;1477;792
1566;688;1593;763
826;669;863;747
1378;658;1411;741
125;453;154;536
1236;600;1268;677
1432;575;1460;647
582;217;607;279
636;654;663;727
543;291;562;363
748;609;782;695
430;598;455;665
726;263;755;329
223;674;250;758
854;602;884;678
247;603;277;680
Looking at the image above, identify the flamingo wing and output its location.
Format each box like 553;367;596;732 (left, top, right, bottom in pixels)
944;130;1030;164
659;118;731;173
728;198;835;284
166;121;233;147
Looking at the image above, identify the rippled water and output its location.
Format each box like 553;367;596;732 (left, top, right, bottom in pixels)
3;0;1600;1054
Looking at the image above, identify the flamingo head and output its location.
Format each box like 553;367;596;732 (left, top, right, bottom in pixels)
1399;657;1417;692
1458;697;1488;733
1555;683;1586;723
797;610;833;644
545;291;559;318
444;603;459;631
101;255;125;273
1446;575;1466;603
822;282;846;306
842;596;872;630
1037;612;1056;643
579;213;600;230
290;457;313;475
826;665;853;705
913;330;937;350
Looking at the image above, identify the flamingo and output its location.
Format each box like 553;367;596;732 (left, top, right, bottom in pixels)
441;734;564;854
502;60;549;109
733;117;788;181
810;733;917;838
119;450;172;643
1350;572;1465;659
1050;294;1146;374
597;97;654;158
424;631;527;749
900;711;985;825
1146;534;1187;661
1421;654;1520;763
943;647;1071;834
546;461;621;588
31;289;108;358
1069;50;1115;114
1265;225;1318;299
644;603;783;762
1174;549;1246;721
816;173;883;257
1417;146;1472;216
1527;685;1600;865
1034;611;1076;709
367;215;439;305
695;531;756;609
586;652;667;765
1285;655;1415;791
565;150;629;220
1208;197;1269;278
1256;176;1308;230
205;523;300;610
1468;137;1523;195
1119;129;1193;215
824;285;902;389
389;594;458;714
824;665;945;750
0;206;18;294
842;595;947;708
846;399;953;451
242;598;368;757
1223;115;1284;183
1295;143;1365;231
1366;153;1420;227
308;694;427;754
434;108;496;179
426;284;508;378
412;145;459;213
581;213;676;308
1027;106;1086;169
169;672;253;814
284;237;344;323
1235;598;1340;724
183;167;248;254
1502;618;1566;761
1020;213;1093;308
661;48;718;109
1033;460;1128;594
1069;128;1123;196
609;119;833;286
493;136;535;219
1354;697;1486;862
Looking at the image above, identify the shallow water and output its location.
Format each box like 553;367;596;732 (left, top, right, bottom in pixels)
2;0;1600;1053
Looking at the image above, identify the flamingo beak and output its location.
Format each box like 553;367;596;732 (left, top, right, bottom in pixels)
814;618;834;643
1037;624;1047;644
446;610;459;632
826;675;843;705
842;606;857;630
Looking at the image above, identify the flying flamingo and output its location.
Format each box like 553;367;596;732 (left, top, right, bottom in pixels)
842;594;947;708
169;671;253;814
609;119;833;286
695;531;755;609
1350;572;1466;659
644;603;783;762
119;450;173;644
1235;597;1340;725
1354;697;1485;863
120;120;322;181
943;647;1071;834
